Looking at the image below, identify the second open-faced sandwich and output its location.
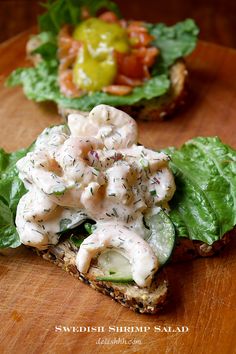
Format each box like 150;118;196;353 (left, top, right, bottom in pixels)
7;0;199;120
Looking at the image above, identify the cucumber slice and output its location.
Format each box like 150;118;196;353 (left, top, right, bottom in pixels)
94;210;175;283
95;276;133;283
96;250;133;283
145;210;175;266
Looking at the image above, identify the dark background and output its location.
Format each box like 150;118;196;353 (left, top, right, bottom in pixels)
0;0;236;48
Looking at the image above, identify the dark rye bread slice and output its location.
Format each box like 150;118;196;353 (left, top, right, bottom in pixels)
58;60;188;121
33;228;235;314
35;239;168;314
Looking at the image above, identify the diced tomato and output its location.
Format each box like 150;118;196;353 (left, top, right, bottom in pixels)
132;47;158;67
133;46;147;58
116;52;145;79
143;47;159;66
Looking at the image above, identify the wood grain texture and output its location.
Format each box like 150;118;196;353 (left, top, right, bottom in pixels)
0;32;236;354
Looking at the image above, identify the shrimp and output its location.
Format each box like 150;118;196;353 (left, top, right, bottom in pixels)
102;84;132;96
51;136;105;207
58;26;82;97
147;167;176;204
15;188;87;250
68;104;138;149
80;162;137;221
17;150;65;196
58;25;81;60
115;74;143;87
127;21;154;48
18;136;105;208
58;70;82;97
76;223;159;287
56;136;104;181
15;191;58;250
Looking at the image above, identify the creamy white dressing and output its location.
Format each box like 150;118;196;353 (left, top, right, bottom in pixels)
16;105;175;287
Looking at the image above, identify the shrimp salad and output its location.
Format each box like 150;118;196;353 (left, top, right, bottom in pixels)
16;105;176;287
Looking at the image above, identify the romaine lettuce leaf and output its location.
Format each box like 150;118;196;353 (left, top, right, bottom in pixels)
7;60;59;102
7;61;170;111
31;32;58;60
0;200;20;248
56;74;170;110
0;147;30;248
147;19;199;73
165;137;236;244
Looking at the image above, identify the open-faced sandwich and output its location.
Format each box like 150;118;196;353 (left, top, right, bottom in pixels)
6;0;199;120
0;105;235;314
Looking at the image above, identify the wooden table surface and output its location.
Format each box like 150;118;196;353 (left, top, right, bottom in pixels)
0;32;236;354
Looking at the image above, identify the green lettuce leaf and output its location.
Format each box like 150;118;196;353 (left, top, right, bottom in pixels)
7;61;170;111
0;147;31;248
147;19;199;73
165;137;236;245
56;74;170;110
0;200;20;248
31;32;58;60
7;60;59;102
39;0;121;34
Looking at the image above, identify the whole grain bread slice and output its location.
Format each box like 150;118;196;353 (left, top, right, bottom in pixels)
35;239;168;314
58;60;188;121
33;228;235;314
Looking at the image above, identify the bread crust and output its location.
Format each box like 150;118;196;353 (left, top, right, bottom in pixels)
172;228;235;262
121;60;188;121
